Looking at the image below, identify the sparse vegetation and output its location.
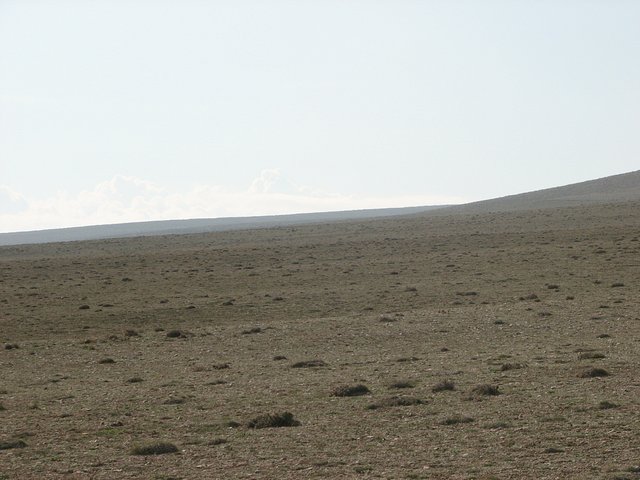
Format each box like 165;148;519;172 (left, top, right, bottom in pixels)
3;173;639;478
578;352;605;360
331;384;370;397
247;412;300;429
396;356;420;363
131;442;179;455
366;397;423;410
0;440;26;450
578;367;609;378
291;359;326;368
207;438;227;446
483;421;510;429
241;327;262;335
544;447;564;454
519;293;539;301
432;380;455;392
466;384;501;399
389;380;415;389
500;363;525;371
441;415;474;425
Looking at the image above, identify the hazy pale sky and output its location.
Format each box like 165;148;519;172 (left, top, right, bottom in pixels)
1;1;639;232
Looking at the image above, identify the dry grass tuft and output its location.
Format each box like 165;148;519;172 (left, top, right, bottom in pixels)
0;440;26;450
131;442;179;455
247;412;300;429
432;380;455;392
367;396;423;410
500;363;525;371
241;327;262;335
578;352;605;360
578;367;609;378
331;384;370;397
389;380;415;389
291;359;327;368
208;438;227;446
441;415;474;425
466;384;500;399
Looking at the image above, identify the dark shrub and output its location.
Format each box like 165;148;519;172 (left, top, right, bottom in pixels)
131;442;178;455
331;384;370;397
247;412;300;429
291;359;326;368
432;380;455;392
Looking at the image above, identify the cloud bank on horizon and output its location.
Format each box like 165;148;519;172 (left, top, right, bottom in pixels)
0;171;466;233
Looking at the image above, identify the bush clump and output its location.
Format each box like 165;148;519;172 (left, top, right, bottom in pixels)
131;442;179;455
0;440;26;450
291;359;326;368
367;396;423;410
466;384;500;400
500;363;525;371
578;367;609;378
441;415;474;425
432;380;455;392
389;380;415;389
578;352;605;360
247;412;300;429
331;384;370;397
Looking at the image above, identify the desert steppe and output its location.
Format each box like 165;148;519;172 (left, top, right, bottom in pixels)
2;196;640;478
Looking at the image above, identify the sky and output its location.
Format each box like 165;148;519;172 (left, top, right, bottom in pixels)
1;1;639;233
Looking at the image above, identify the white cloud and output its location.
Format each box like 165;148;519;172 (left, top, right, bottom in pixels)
248;169;281;194
0;172;466;233
0;185;28;215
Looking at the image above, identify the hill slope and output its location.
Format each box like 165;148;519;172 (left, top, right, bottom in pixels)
0;205;444;246
446;169;640;213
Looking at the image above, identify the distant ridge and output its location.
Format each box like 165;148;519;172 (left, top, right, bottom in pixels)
2;170;639;247
0;205;444;247
445;169;640;214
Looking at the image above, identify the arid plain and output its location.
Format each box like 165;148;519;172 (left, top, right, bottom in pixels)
2;186;640;478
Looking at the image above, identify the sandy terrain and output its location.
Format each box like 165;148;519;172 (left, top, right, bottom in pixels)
1;199;640;479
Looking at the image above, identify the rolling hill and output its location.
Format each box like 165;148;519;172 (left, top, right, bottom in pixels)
1;170;639;246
